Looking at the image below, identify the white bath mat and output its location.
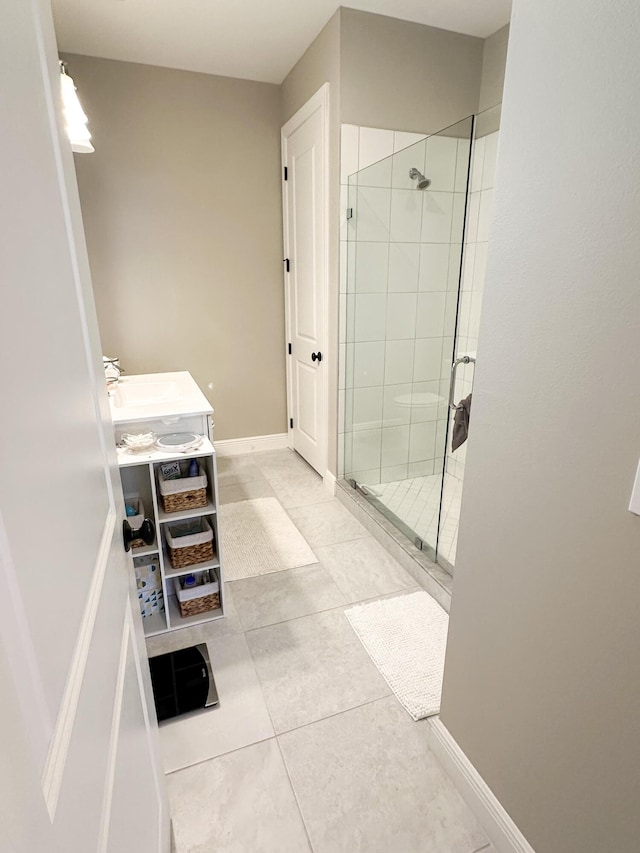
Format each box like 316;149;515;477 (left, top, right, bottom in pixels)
219;497;317;581
345;591;449;720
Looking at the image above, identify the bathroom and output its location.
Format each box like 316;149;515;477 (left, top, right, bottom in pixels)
5;2;640;852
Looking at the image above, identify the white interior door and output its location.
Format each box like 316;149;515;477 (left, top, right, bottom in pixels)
282;85;329;477
0;2;168;851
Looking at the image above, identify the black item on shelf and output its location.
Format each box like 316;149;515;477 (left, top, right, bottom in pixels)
148;643;218;722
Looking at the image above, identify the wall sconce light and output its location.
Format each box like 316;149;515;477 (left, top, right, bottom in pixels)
59;61;94;153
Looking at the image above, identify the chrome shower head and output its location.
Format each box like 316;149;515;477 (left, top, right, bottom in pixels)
409;167;431;189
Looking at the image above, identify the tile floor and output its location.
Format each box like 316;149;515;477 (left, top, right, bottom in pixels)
366;472;464;566
146;449;492;853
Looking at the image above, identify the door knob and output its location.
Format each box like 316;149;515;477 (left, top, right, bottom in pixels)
123;518;155;552
311;351;323;363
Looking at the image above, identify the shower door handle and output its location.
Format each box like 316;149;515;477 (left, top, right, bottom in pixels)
448;355;476;410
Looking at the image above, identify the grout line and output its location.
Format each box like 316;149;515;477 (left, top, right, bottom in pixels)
273;735;316;853
162;733;276;777
275;693;394;741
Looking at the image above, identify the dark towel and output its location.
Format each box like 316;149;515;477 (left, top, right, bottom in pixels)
452;393;472;451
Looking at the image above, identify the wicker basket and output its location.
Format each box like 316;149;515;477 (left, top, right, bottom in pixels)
176;576;220;617
165;517;214;569
158;461;208;514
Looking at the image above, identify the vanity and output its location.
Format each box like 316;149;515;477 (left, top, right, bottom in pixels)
110;371;225;637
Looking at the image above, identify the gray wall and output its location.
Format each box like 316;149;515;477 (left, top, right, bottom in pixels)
478;24;509;112
66;54;286;441
440;1;640;851
281;11;342;476
340;8;483;133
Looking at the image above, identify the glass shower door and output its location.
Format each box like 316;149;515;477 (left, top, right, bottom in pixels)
343;115;474;567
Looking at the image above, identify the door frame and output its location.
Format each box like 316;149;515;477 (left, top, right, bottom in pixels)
281;82;330;483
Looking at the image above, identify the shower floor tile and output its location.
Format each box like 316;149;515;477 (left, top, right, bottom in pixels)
365;473;464;566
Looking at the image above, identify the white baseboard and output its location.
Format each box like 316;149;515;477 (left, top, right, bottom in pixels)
429;719;535;853
323;470;336;495
214;433;289;456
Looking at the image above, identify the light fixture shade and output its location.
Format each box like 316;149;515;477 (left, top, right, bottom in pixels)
60;62;94;153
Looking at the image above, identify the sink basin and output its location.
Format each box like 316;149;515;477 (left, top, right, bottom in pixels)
113;381;181;408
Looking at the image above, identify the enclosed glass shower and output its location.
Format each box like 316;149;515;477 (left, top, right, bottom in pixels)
342;108;500;573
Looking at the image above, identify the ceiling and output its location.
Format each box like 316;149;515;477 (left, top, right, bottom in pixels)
52;0;511;85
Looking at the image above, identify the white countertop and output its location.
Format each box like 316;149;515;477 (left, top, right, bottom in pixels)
109;371;213;425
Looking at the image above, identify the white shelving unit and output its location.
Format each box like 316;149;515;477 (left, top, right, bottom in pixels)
110;372;224;637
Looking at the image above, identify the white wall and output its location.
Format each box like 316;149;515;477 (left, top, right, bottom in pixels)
440;1;640;850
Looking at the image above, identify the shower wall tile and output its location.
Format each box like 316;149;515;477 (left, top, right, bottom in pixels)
472;242;487;294
384;339;415;385
358;156;393;189
461;243;476;291
344;293;355;342
457;292;471;338
466;192;480;242
444;292;458;335
347;241;356;292
381;425;410;468
421;192;454;243
380;464;409;483
382;383;412;427
440;337;454;378
344;388;353;435
354;293;387;341
454;139;471;193
390;189;423;242
451;193;467;241
425;135;458;192
416;292;446;338
393;131;427;153
388;243;420;292
350;469;381;486
409;421;437;463
339;343;346;390
408;459;435;477
413;338;443;382
391;140;427;190
352;428;382;472
386;293;418;341
470;136;485;193
409;381;445;423
477;189;493;242
358;127;394;171
355;242;389;293
352;387;384;431
338;388;345;434
352;341;385;388
418;243;450;292
356;187;392;242
448;243;463;290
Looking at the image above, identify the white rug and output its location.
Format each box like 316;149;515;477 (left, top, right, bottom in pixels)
345;591;449;720
219;497;317;581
